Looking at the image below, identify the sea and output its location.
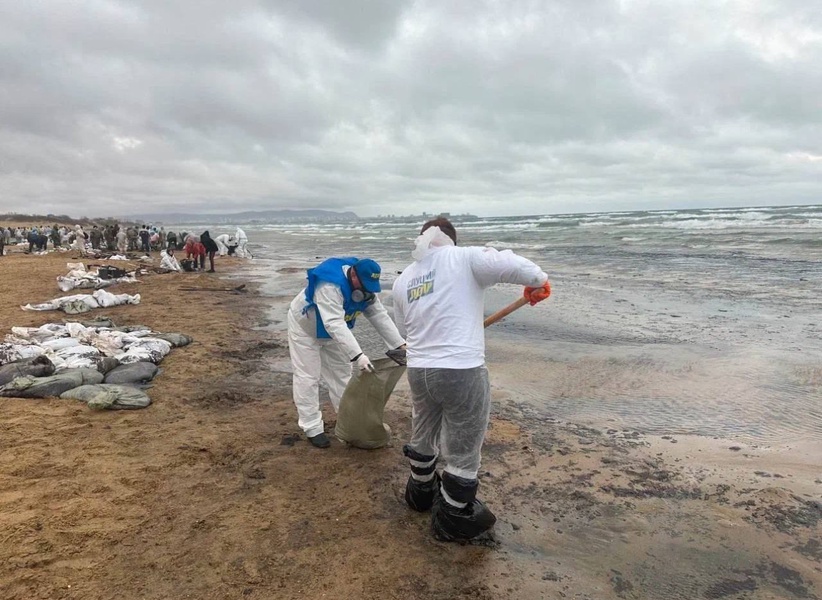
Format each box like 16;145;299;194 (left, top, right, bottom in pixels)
200;204;822;446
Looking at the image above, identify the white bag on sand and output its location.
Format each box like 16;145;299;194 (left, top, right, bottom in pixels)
21;291;139;313
0;343;46;364
52;345;102;370
92;289;140;308
114;338;172;364
41;338;81;351
21;294;100;312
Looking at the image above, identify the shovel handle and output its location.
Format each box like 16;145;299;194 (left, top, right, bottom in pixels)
484;296;529;328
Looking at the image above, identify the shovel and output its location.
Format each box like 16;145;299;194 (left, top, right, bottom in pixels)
179;283;247;293
483;296;530;328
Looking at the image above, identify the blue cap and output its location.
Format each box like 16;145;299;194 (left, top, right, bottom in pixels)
353;259;382;293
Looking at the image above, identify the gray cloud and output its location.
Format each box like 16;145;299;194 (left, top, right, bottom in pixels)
0;0;820;218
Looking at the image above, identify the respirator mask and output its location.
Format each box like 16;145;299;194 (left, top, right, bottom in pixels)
351;289;375;303
349;265;377;303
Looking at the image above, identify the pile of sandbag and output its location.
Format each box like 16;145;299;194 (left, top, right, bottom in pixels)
0;321;193;410
57;262;138;292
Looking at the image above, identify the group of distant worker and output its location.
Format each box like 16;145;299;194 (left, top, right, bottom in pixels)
164;227;250;273
0;224;250;269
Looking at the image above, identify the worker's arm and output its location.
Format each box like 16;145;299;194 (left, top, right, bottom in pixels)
363;295;405;350
313;283;365;360
468;247;548;288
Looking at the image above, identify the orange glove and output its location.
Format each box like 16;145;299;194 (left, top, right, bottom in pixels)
523;281;551;306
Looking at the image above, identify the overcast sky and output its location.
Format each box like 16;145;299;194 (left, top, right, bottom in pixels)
1;0;820;218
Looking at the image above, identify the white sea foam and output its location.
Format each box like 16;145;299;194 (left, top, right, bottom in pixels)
484;240;546;250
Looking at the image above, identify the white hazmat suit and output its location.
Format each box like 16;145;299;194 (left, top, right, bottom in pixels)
160;250;182;272
234;227;248;258
214;234;232;256
287;263;404;440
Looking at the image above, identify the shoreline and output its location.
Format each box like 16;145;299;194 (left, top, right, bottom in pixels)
0;251;820;599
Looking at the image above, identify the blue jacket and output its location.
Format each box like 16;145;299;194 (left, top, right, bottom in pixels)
304;257;371;338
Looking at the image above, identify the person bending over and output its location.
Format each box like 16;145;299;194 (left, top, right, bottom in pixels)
214;233;232;256
184;235;206;270
287;257;405;448
392;217;551;542
200;230;219;272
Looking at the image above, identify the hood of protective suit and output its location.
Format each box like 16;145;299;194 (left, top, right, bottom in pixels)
412;226;455;261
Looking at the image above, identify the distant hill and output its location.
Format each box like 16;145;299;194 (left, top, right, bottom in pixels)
123;209;359;225
0;213;119;227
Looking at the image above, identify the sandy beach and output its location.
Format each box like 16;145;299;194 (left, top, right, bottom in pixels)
0;245;820;600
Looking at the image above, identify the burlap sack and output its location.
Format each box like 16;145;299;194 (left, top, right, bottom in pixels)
334;358;406;449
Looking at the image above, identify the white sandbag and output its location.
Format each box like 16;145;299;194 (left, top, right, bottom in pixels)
53;345;101;370
66;322;88;338
10;327;38;340
62;300;94;314
119;326;151;333
92;289;140;308
0;343;46;365
21;294;101;312
37;324;69;338
55;345;100;360
57;276;94;292
41;338;81;351
83;330;126;356
9;325;68;342
114;338;171;364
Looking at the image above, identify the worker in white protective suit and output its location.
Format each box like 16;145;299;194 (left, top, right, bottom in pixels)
287;257;405;448
159;248;182;272
214;233;232;256
234;227;249;258
392;217;552;542
72;225;87;255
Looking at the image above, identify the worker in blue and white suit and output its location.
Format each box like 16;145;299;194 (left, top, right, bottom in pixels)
287;257;405;448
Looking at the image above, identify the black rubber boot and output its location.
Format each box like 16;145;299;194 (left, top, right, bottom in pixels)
430;471;496;542
431;497;497;542
404;472;440;512
402;444;438;511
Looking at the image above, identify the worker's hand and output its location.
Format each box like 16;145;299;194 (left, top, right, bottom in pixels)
354;353;375;373
523;282;551;306
386;346;407;366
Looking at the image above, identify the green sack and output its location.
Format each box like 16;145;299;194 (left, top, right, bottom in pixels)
334;358;406;449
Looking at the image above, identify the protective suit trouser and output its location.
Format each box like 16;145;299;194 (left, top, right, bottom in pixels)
406;366;491;507
236;240;248;258
287;308;351;437
216;240;228;256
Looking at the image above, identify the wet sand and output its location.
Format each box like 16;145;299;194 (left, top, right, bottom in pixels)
0;245;820;599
